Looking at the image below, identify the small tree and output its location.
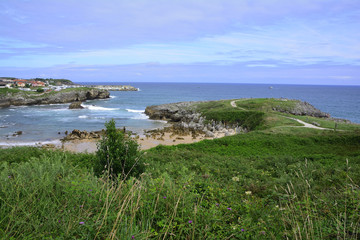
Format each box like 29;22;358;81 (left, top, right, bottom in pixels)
95;119;143;180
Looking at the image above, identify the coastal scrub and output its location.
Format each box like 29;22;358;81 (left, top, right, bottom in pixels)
95;119;143;179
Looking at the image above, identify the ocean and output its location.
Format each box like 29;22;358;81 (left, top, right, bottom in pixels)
0;82;359;145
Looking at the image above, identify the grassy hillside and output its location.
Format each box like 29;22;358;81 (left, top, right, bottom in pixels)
0;98;359;239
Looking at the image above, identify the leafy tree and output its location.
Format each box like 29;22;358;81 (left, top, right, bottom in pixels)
95;119;143;179
36;88;44;93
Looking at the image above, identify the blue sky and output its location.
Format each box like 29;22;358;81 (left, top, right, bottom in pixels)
0;0;359;85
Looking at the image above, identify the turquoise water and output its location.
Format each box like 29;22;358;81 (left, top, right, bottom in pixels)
0;83;359;144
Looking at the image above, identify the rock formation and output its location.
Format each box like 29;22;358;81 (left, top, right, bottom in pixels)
62;129;103;141
145;101;243;137
272;101;330;118
0;88;110;108
69;102;84;109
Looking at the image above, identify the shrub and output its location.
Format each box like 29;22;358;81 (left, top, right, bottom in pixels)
36;88;44;93
203;110;265;130
95;119;143;179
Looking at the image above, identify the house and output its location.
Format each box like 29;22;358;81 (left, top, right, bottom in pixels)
0;81;6;88
14;79;27;87
29;80;46;87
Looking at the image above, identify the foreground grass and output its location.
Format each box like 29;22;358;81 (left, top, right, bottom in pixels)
1;129;359;239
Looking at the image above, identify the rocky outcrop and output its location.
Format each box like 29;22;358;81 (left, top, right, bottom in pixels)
69;102;84;109
145;101;203;122
0;88;110;108
62;129;103;141
272;101;330;118
145;101;244;137
88;85;138;91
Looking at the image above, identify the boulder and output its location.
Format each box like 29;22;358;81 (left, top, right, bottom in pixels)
69;102;84;109
205;131;215;138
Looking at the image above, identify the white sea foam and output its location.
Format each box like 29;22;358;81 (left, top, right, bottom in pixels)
51;108;68;112
0;139;61;147
78;115;89;119
126;109;144;113
84;105;119;111
131;114;149;120
110;96;117;99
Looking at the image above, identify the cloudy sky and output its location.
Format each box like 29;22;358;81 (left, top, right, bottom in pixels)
0;0;359;85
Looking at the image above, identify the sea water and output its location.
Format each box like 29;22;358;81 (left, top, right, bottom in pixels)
0;83;359;145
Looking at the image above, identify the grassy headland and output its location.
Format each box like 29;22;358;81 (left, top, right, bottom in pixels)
0;98;359;239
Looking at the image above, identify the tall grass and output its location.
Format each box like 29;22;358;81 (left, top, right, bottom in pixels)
277;159;360;239
0;130;359;238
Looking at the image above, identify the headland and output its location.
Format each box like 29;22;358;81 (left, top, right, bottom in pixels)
57;98;359;153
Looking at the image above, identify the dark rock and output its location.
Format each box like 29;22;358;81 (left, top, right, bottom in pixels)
62;129;101;141
69;102;84;109
12;131;22;136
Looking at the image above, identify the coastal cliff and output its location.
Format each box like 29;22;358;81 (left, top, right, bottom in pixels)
0;87;110;108
145;98;333;137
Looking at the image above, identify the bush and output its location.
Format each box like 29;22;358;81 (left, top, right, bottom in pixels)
95;119;143;179
203;110;265;130
36;88;44;93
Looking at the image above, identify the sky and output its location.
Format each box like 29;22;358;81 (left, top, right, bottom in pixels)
0;0;359;85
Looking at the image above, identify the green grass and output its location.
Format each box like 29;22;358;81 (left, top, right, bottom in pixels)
1;129;359;239
0;88;22;95
233;98;299;112
193;98;360;133
194;100;265;130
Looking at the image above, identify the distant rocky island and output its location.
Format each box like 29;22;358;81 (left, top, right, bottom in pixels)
88;85;138;91
0;77;139;107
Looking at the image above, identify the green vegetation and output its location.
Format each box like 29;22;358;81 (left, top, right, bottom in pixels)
36;88;44;93
0;88;21;95
234;98;299;112
194;100;265;130
95;119;144;179
0;98;359;239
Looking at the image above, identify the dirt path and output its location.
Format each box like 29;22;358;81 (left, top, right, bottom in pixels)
230;100;237;107
286;117;331;130
230;100;248;111
230;100;331;130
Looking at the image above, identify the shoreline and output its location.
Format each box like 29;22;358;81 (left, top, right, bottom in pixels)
0;126;236;153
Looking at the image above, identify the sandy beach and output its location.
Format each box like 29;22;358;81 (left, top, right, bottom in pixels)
60;129;234;153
